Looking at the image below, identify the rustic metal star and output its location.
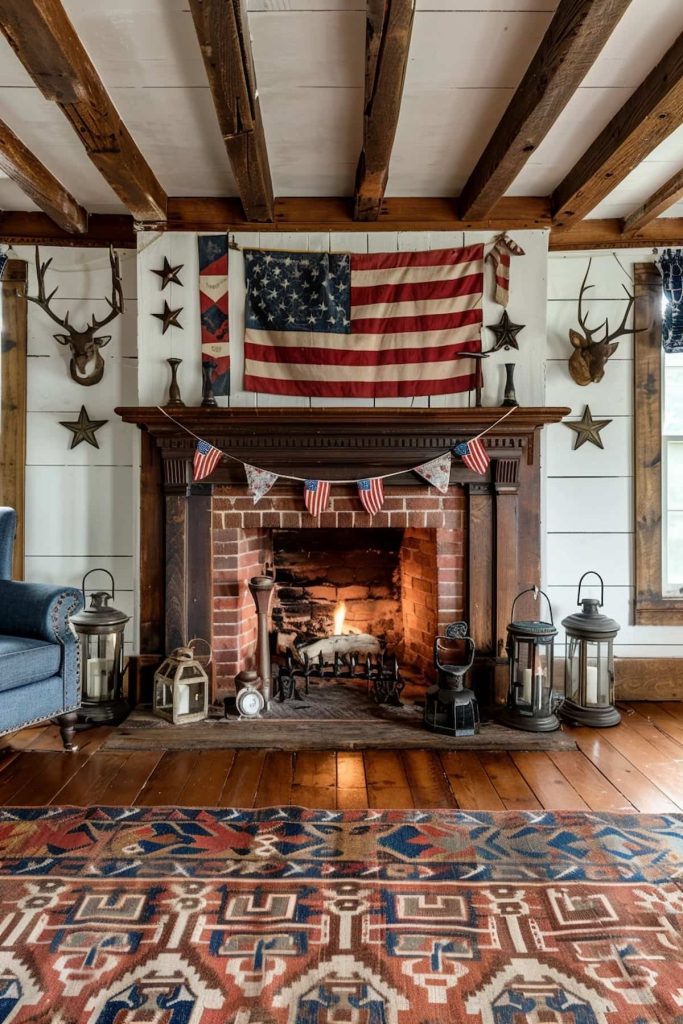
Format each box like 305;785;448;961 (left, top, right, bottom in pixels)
151;257;183;290
152;301;183;334
486;310;525;352
565;405;612;450
59;406;107;449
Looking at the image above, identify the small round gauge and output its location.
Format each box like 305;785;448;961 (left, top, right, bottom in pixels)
236;687;265;718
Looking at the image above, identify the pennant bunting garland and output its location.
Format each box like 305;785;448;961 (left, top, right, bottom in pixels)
304;479;330;517
198;234;230;396
357;477;384;516
193;439;223;481
453;438;489;476
244;463;278;505
486;234;525;307
413;453;452;494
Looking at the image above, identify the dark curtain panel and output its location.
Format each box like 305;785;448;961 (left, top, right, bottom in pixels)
660;249;683;353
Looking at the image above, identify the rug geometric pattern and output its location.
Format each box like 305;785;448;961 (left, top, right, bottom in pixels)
0;807;681;1022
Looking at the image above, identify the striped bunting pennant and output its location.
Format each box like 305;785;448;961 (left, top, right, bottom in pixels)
453;437;489;476
357;477;384;516
304;479;330;517
193;439;223;481
486;234;525;307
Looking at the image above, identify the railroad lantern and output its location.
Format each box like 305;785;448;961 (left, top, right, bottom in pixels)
560;571;620;728
499;586;560;732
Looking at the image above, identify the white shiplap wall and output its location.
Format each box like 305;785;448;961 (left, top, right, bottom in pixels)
18;245;139;649
544;248;683;659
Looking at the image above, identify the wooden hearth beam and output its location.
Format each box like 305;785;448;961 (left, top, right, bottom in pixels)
189;0;274;223
0;119;87;234
458;0;631;222
0;0;166;224
623;166;683;233
353;0;415;222
553;31;683;228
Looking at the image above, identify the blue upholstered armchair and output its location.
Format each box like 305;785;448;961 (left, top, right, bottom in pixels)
0;508;83;750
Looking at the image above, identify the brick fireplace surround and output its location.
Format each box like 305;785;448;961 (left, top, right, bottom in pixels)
116;407;567;703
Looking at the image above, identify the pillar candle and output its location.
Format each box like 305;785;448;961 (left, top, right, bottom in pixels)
586;666;598;705
522;668;532;703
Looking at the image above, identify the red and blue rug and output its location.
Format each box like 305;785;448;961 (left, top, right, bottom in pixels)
0;806;681;1022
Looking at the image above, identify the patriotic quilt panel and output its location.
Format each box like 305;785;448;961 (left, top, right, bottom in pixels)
199;234;230;395
0;806;681;1022
243;244;484;398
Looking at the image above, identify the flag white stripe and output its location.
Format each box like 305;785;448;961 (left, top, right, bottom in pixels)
244;357;477;383
246;325;480;352
350;295;482;319
350;259;482;286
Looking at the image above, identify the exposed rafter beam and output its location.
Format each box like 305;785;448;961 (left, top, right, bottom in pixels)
354;0;414;221
458;0;631;221
622;167;683;233
0;0;166;224
553;31;683;227
189;0;274;223
0;119;87;234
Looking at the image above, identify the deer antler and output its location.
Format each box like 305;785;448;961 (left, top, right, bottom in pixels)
602;283;641;345
90;246;125;331
576;258;608;343
27;246;72;332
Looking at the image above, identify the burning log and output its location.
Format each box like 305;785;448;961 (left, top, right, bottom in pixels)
297;633;381;664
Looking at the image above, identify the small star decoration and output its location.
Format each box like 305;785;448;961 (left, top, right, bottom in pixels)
60;406;107;449
152;300;183;334
151;257;183;290
565;405;612;450
487;310;525;352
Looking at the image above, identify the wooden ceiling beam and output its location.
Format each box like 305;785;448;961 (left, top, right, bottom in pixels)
0;120;87;234
0;211;135;247
189;0;274;223
548;215;683;250
622;167;683;233
553;31;683;227
459;0;631;222
0;0;166;224
354;0;414;221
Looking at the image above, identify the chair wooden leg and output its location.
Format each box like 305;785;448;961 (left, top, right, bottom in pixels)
58;712;79;752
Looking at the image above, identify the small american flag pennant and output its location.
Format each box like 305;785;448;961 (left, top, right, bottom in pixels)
304;479;330;517
357;477;384;516
193;439;223;481
453;437;489;476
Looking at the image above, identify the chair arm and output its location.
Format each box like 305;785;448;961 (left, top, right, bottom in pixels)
0;581;83;646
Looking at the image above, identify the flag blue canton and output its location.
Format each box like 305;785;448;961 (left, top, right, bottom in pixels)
305;480;318;491
196;440;212;455
452;442;469;456
244;250;351;334
358;479;371;491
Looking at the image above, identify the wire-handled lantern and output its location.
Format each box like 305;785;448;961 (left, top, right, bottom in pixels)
68;569;130;724
499;586;560;732
153;640;210;725
560;571;621;727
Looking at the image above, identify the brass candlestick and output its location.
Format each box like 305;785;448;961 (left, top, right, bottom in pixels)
165;358;185;407
248;571;275;708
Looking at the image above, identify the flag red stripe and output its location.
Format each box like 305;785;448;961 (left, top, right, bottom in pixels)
351;245;482;271
350;309;482;336
350;271;483;308
243;372;478;398
245;339;480;367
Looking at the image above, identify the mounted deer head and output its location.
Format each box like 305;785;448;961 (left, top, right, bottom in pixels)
568;258;642;386
28;246;124;387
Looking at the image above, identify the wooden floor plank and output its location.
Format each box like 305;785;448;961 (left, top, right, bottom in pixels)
572;729;680;813
591;726;683;809
53;751;131;806
478;752;542;810
291;751;337;809
219;750;267;809
402;750;456;808
98;752;163;806
439;751;503;810
510;752;589;810
184;750;236;806
336;751;368;809
547;751;635;812
0;752;60;804
619;705;683;761
363;750;414;809
136;751;201;806
630;702;683;750
254;751;293;808
9;752;90;806
6;726;50;750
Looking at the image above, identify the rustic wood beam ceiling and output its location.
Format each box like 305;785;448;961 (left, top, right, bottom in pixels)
353;0;415;221
458;0;632;222
189;0;274;223
0;0;166;224
552;31;683;227
0;119;87;234
622;166;683;233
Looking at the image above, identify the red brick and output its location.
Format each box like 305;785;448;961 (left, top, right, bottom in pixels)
281;513;302;528
242;512;262;529
319;513;337;529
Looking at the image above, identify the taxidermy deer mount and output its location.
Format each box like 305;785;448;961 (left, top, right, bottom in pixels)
568;258;642;386
28;246;124;386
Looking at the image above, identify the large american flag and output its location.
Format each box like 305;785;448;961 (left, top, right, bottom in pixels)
243;245;484;399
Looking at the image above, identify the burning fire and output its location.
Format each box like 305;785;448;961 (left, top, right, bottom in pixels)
333;601;346;636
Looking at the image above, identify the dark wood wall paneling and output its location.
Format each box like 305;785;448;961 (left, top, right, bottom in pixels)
0;260;28;579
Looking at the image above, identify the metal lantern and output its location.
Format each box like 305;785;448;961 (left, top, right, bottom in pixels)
499;585;560;732
153;645;209;724
560;571;621;727
68;569;129;724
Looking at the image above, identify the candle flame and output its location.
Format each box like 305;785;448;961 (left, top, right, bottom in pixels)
333;601;346;636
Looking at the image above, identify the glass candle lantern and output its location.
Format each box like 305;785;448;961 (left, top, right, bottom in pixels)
499;586;560;732
68;569;130;725
153;646;209;724
560;571;621;727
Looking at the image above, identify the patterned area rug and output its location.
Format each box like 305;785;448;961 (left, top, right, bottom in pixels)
0;807;681;1022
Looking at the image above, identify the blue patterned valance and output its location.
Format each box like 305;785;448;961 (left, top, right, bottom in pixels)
660;249;683;353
